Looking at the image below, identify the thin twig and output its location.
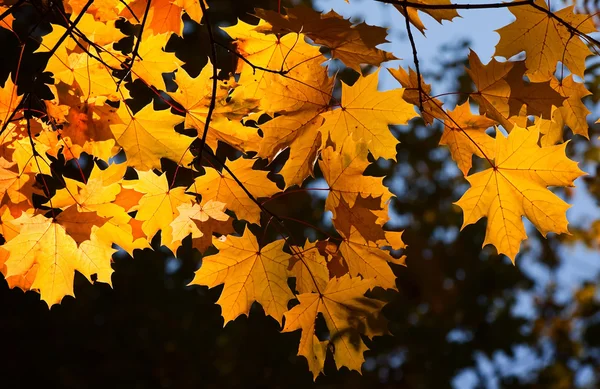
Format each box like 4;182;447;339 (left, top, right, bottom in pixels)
378;0;534;10
403;5;423;111
46;0;95;59
117;0;153;89
195;0;218;167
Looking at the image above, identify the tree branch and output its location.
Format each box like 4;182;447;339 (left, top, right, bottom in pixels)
377;0;534;10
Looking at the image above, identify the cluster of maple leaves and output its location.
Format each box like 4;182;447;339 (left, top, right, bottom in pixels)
0;0;597;378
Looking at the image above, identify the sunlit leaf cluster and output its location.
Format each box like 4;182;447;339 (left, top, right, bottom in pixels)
0;0;597;378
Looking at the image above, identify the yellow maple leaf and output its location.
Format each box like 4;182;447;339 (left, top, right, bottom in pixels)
283;275;387;378
168;65;260;152
222;20;322;106
440;100;496;175
49;163;150;254
0;75;21;128
169;201;229;249
190;157;280;225
125;170;195;252
319;136;393;216
254;6;397;71
110;103;194;170
288;240;330;294
257;57;332;188
467;51;565;130
2;213;115;306
130;33;183;90
319;70;417;160
190;227;293;324
495;0;596;79
549;75;591;139
455;126;585;261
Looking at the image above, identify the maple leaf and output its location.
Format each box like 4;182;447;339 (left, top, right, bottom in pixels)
130;33;183;90
288;240;330;294
254;6;397;71
467;51;565;130
455;126;585;261
319;70;417;160
440;100;496;175
495;0;596;79
190;157;280;225
319;136;393;216
331;196;406;290
0;75;21;127
125;170;195;252
169;201;229;251
257;56;332;188
168;64;260;152
0;158;34;207
549;75;591;139
110;103;194;170
190;227;293;324
283;275;388;378
77;13;126;45
55;205;108;245
2;213;115;306
66;0;120;22
49;163;150;254
222;20;322;105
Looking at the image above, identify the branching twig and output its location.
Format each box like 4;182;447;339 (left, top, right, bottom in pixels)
46;0;94;59
213;40;289;75
117;0;152;89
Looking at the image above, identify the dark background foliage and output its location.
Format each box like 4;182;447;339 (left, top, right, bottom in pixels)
1;0;600;388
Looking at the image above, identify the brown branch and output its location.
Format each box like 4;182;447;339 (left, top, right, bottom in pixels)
46;0;94;59
195;0;218;168
117;0;153;89
403;5;424;111
377;0;534;10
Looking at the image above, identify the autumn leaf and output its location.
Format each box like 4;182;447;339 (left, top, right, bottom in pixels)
190;157;280;225
254;6;397;70
168;64;261;152
467;51;565;130
0;75;22;127
2;213;115;306
495;0;595;79
440;100;496;175
455;126;585;261
125;170;195;252
190;227;293;324
283;275;388;378
110;103;194;170
130;33;183;90
319;136;393;216
169;201;229;250
222;20;322;105
257;56;332;188
319;70;417;160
